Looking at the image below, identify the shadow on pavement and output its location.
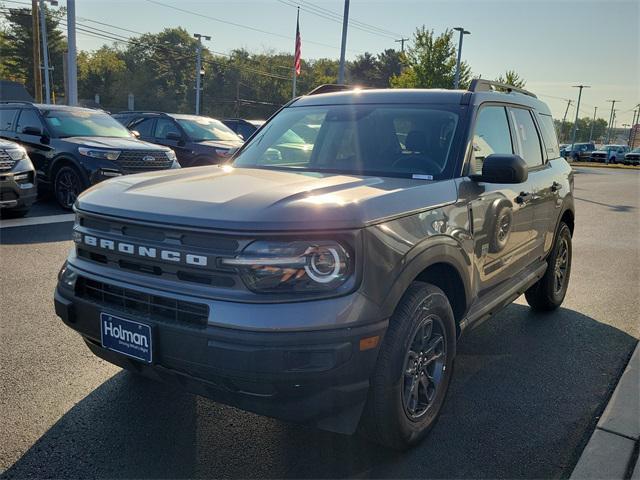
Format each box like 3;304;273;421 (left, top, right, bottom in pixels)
574;196;635;213
3;305;637;479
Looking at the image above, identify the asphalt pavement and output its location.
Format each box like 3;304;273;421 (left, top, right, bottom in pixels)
1;167;638;479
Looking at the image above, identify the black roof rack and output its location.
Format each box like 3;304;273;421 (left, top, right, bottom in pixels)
469;79;537;99
307;84;354;96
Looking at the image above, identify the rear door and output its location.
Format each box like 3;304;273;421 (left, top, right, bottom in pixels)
128;117;156;143
508;107;554;259
462;104;537;292
0;108;18;140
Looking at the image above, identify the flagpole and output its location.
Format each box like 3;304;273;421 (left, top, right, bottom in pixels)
292;7;299;99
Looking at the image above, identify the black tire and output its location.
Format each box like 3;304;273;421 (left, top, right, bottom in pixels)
359;282;456;450
54;165;86;210
525;222;572;311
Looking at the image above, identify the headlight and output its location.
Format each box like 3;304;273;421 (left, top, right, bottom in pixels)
221;240;352;293
6;147;27;161
165;150;177;161
78;147;120;161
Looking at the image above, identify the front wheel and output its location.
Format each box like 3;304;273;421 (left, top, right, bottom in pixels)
54;165;86;210
525;222;572;311
359;282;456;450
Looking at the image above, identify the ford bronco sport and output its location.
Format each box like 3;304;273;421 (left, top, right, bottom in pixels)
54;80;575;450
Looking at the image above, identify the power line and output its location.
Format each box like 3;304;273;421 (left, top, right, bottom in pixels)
143;0;342;52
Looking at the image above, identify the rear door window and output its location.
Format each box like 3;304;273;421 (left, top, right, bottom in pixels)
131;118;155;137
154;118;181;139
509;108;544;169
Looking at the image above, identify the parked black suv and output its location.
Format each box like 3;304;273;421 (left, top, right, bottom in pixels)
562;142;596;161
55;81;575;450
0;138;37;217
222;118;265;140
113;112;243;167
0;102;179;209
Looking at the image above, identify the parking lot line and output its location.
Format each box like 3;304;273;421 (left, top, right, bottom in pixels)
0;213;75;229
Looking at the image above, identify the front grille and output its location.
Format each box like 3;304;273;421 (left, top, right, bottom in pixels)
76;276;209;327
75;212;248;289
116;150;173;173
0;150;16;171
0;190;18;201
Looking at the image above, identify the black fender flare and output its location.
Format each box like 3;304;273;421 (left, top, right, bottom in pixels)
50;155;90;186
379;237;473;320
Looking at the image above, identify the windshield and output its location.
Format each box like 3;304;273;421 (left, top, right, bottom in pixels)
43;109;132;138
632;147;640;153
233;104;462;179
176;117;240;142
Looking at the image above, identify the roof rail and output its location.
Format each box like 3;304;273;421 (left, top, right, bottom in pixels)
307;84;353;96
469;79;537;99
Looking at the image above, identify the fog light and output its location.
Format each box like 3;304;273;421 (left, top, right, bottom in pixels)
100;169;122;178
13;173;30;182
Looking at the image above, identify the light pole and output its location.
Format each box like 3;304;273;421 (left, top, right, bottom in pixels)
193;33;210;115
66;0;77;105
453;27;470;89
570;85;590;149
338;0;350;84
605;99;619;143
589;106;597;142
39;0;58;104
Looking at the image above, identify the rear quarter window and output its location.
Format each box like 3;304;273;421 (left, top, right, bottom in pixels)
536;113;561;159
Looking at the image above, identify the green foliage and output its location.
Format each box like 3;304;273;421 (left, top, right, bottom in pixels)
554;117;609;143
495;70;526;88
390;27;471;89
348;49;403;88
1;6;67;100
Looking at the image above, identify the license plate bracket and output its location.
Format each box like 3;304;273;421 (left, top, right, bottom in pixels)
100;313;153;363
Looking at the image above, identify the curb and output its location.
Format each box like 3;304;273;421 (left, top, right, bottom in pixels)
571;342;640;479
570;162;640;170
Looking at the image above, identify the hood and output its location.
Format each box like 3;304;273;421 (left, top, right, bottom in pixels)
196;139;243;150
76;166;458;231
62;136;170;151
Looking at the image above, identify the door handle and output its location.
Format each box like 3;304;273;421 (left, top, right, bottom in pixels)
551;181;562;192
516;192;532;204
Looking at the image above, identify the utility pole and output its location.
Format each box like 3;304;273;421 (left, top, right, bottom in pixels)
193;33;210;115
560;99;572;143
589;106;597;142
39;0;56;104
453;27;470;89
31;0;42;103
292;6;300;98
395;37;409;53
570;85;590;148
605;99;619;143
235;79;240;118
630;106;640;147
337;0;350;84
66;0;77;105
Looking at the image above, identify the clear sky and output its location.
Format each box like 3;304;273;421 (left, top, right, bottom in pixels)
48;0;640;125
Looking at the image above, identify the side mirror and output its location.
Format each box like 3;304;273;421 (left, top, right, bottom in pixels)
130;130;141;138
22;126;42;136
166;132;182;141
474;154;528;184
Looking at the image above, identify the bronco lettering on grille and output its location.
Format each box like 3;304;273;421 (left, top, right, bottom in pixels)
80;234;208;267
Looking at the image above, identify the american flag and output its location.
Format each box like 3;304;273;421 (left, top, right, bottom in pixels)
294;9;301;76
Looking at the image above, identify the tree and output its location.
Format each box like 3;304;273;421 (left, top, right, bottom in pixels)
1;6;67;100
390;27;471;89
495;70;526;88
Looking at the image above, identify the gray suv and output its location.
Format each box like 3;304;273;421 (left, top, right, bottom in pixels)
54;80;575;450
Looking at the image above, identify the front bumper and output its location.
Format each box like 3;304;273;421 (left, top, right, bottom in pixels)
54;281;387;434
0;170;37;210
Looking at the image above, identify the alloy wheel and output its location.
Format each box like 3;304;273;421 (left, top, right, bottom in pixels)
553;237;569;295
402;314;447;420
